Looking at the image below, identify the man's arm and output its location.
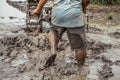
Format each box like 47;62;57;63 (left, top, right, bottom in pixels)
82;0;90;13
33;0;48;15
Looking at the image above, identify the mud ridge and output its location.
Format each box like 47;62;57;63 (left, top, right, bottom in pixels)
7;0;26;13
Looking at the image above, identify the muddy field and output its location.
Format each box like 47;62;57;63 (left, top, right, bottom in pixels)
0;26;120;80
0;0;120;80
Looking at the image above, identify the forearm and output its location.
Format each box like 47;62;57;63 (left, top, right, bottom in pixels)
36;0;48;12
82;0;90;13
82;0;90;8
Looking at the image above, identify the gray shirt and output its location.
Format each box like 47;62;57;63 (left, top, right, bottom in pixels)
51;0;85;28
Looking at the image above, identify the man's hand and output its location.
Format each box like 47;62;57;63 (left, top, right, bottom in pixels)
32;9;40;15
32;0;48;15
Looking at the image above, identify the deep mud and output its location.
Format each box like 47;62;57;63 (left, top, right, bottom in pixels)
0;1;120;80
0;26;120;80
0;31;87;80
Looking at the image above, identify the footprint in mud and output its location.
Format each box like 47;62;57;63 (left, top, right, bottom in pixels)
98;64;114;79
109;32;120;38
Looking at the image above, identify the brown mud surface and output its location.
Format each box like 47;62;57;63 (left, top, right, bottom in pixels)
0;1;120;80
0;26;120;80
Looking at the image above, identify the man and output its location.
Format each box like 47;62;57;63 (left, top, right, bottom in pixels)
33;0;90;66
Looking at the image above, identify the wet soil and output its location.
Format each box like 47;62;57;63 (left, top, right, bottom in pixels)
7;0;26;13
0;1;120;80
88;4;120;26
0;26;120;80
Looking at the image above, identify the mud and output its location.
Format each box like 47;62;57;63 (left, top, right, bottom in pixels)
0;32;86;80
0;25;120;80
109;32;120;39
0;1;120;80
7;0;26;13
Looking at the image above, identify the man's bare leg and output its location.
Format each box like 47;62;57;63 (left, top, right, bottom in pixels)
75;49;87;66
44;31;58;67
48;31;58;53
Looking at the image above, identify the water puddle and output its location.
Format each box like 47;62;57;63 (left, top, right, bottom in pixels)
0;0;25;24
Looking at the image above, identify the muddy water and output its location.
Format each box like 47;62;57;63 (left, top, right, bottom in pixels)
0;0;26;37
0;0;25;24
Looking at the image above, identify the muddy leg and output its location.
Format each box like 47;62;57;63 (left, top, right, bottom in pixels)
75;49;87;66
48;31;58;54
44;31;58;67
